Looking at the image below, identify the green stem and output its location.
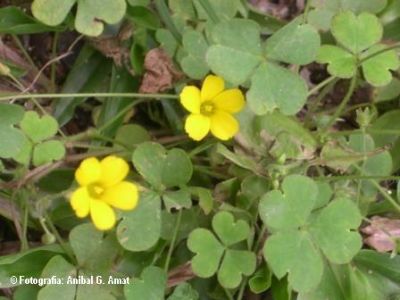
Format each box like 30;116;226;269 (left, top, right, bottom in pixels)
198;0;219;23
359;43;400;64
154;0;182;42
307;76;336;96
21;201;29;251
45;214;77;264
164;210;183;272
0;92;178;102
352;164;400;213
223;288;234;300
321;74;358;135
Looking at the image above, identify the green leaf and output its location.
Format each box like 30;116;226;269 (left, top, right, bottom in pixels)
187;228;225;278
163;189;192;212
156;29;178;56
249;265;272;294
32;140;66;166
32;0;127;36
206;19;262;85
0;6;59;34
376;78;400;102
180;30;209;79
259;175;318;231
162;149;193;188
190;187;214;215
117;192;161;251
132;142;166;190
317;45;356;78
247;63;308;116
20;111;59;143
217;249;256;289
331;11;382;54
194;0;240;20
114;124;150;149
264;231;323;293
167;283;199;300
38;256;76;300
31;0;75;26
311;198;362;264
0;103;24;126
126;6;160;30
0;125;27;159
341;0;388;14
212;211;250;247
371;110;400;147
361;44;400;87
124;266;167;300
265;18;320;65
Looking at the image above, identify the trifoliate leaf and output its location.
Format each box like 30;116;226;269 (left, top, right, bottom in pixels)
20;111;59;143
217;249;256;289
361;44;400;87
0;103;24;126
161;148;193;188
259;175;318;231
187;228;225;278
310;198;362;264
331;11;382;54
265;18;321;65
317;45;357;78
212;211;250;247
124;266;167;300
247;63;308;116
206;19;262;85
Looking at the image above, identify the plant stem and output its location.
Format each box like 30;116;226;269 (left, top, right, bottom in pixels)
50;32;59;92
0;92;178;102
307;76;336;96
223;288;234;300
198;0;219;23
321;74;358;135
154;0;182;42
164;210;183;272
359;43;400;64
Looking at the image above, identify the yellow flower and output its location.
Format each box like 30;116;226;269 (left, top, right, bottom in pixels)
180;75;245;141
70;156;139;231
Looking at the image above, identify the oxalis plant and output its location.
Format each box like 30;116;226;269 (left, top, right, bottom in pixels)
1;0;400;299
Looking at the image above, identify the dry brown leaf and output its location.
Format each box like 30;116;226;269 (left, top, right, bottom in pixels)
362;216;400;252
139;48;182;93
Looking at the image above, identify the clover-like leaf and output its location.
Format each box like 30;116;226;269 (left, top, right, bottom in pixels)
265;17;321;65
206;19;262;85
217;249;256;289
117;192;162;252
310;198;362;264
163;189;192;212
124;266;167;300
264;231;323;293
32;0;126;36
259;175;318;231
32;140;66;166
317;45;357;78
361;44;400;87
20;111;59;143
212;211;250;247
0;103;25;126
187;228;225;278
132;143;193;190
247;63;308;116
331;11;382;54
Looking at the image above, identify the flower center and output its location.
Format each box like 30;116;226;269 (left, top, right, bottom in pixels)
200;101;215;116
88;183;105;199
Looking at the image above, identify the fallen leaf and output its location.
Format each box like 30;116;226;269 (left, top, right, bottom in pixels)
139;48;182;93
362;216;400;252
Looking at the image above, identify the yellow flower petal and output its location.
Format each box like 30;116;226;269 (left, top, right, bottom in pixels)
99;156;129;187
101;181;139;210
70;187;90;218
90;199;116;231
75;157;101;186
185;114;211;141
210;111;239;140
201;75;224;102
180;86;201;113
213;89;245;113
